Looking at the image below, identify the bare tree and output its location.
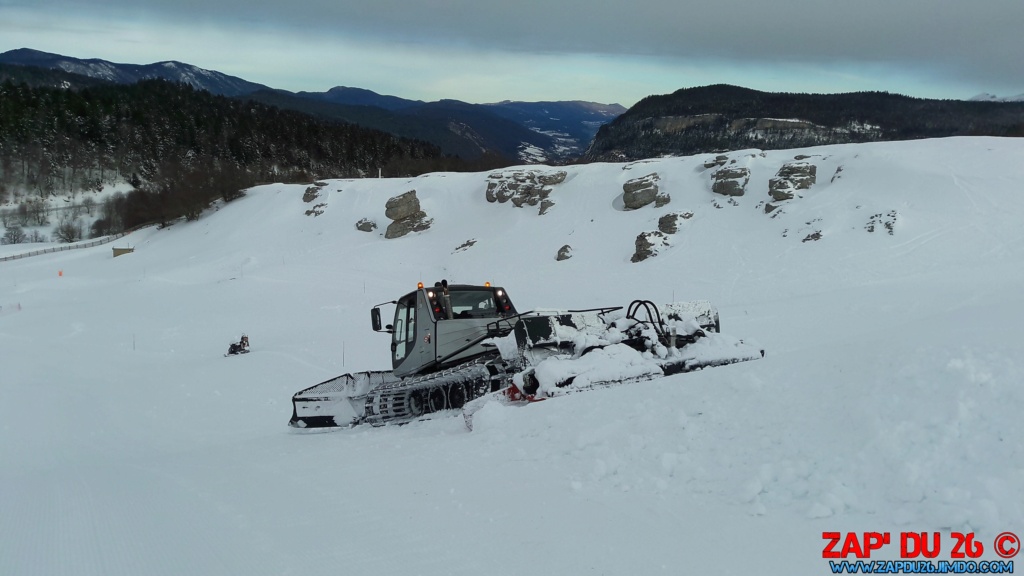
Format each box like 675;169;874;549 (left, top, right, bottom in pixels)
2;225;27;245
53;215;84;243
29;198;50;226
81;196;96;216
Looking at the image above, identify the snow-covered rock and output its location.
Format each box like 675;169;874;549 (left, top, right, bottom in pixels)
622;172;669;209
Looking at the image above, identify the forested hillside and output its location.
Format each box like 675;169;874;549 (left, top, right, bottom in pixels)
584;85;1024;161
2;50;621;164
0;77;498;239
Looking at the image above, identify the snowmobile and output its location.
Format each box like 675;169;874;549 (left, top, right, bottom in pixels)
289;281;763;429
226;334;250;356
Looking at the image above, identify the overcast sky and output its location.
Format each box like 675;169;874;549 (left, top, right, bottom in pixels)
2;0;1022;106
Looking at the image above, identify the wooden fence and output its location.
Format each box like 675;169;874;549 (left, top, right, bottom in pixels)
0;225;152;263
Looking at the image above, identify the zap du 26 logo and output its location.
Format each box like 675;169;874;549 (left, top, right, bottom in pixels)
822;531;1020;560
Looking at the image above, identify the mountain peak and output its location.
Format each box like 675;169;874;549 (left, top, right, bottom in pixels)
0;49;270;97
969;92;1024;102
314;86;421;110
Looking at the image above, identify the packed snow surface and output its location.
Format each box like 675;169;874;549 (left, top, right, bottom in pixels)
2;137;1023;575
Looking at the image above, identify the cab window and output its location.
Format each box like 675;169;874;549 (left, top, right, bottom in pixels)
449;290;498;319
392;294;416;362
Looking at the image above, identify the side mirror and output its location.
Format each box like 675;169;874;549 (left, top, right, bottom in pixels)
371;307;382;332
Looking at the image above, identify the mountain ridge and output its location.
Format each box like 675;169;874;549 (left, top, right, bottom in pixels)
0;47;271;96
0;48;623;163
584;84;1024;161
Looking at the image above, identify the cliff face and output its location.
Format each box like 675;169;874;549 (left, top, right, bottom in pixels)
582;85;1024;161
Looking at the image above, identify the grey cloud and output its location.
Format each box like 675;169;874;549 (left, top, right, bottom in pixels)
22;0;1024;92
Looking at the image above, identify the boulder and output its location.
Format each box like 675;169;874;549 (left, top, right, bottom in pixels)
703;155;729;169
768;182;796;201
769;162;816;201
385;190;421;220
631;231;668;263
658;211;692;234
623;173;669;209
303;186;322;203
355;218;377;232
556;245;573;261
384;190;432;239
712;167;750;196
385;211;432;239
778;162;816;186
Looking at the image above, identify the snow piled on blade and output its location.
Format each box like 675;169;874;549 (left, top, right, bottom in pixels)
530;343;664;394
548;311;623;349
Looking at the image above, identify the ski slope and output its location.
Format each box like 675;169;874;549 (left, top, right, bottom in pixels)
1;137;1022;575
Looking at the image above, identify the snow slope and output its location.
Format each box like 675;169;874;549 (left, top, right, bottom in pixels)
1;137;1022;575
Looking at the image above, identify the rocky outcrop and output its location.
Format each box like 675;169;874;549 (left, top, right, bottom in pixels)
712;167;750;196
732;118;817;132
537;172;568;186
768;162;816;201
302;182;327;203
623;173;670;209
384;190;432;239
454;239;477;253
631;231;669;263
703;155;729;169
355;218;377;232
385;213;432;239
486;170;566;215
654;114;722;134
303;182;327;216
657;211;693;234
556;245;573;261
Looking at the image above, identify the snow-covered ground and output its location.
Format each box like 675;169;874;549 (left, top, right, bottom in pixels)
1;137;1022;575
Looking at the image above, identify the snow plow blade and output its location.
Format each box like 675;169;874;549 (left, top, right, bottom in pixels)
289;370;399;428
464;322;763;430
504;300;764;398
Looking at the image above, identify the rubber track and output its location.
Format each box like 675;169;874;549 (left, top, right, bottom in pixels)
362;356;511;426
